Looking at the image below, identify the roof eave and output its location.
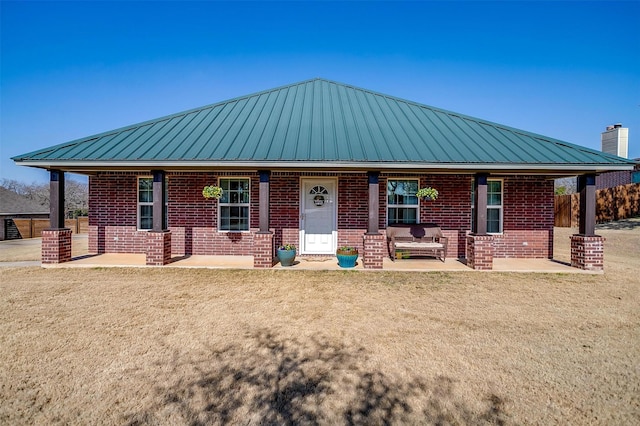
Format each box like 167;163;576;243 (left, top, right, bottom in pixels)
13;159;636;175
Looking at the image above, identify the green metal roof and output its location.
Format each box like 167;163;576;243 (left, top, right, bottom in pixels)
12;78;635;173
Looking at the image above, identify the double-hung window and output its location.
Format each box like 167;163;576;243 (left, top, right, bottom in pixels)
387;179;419;225
138;177;168;230
219;178;250;231
471;179;503;234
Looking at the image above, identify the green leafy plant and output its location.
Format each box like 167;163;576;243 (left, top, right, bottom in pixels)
202;185;223;199
278;244;296;251
336;246;358;255
416;187;439;200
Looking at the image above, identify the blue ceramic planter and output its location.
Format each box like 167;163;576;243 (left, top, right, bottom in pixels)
277;249;296;267
336;253;358;268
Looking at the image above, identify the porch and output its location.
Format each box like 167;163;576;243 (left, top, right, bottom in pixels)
41;252;593;273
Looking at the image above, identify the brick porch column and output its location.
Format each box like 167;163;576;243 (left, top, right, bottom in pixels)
254;232;274;268
146;231;172;266
42;228;72;264
42;170;72;264
363;233;385;269
570;235;604;271
466;234;494;270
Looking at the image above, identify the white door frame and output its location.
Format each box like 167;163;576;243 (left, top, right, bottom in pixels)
299;178;338;255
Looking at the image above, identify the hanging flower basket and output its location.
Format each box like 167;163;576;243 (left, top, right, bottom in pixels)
416;187;439;201
202;185;223;200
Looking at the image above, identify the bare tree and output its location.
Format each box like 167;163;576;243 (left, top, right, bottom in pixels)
554;176;577;195
1;178;88;217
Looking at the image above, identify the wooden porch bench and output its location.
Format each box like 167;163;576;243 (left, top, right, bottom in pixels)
386;223;448;262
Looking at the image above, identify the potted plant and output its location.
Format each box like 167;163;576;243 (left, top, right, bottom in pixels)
202;185;223;200
416;187;439;201
277;243;297;267
336;246;359;268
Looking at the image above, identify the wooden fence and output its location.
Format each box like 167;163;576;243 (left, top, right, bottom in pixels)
5;217;89;239
554;183;640;227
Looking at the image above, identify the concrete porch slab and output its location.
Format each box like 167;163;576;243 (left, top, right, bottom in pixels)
40;253;594;273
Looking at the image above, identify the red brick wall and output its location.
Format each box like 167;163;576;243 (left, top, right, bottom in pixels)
169;173;216;227
89;173;137;227
270;173;300;249
500;177;555;258
493;230;552;258
88;171;555;260
105;226;147;253
338;229;366;253
503;177;555;230
192;227;256;255
338;175;368;230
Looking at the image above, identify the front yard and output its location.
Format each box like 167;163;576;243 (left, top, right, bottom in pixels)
1;221;638;424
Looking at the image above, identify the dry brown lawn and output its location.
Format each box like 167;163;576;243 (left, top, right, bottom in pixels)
1;222;639;425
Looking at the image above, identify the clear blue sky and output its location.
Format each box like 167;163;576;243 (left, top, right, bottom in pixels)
2;0;639;183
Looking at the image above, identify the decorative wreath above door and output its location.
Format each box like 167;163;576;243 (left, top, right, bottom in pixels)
310;185;329;207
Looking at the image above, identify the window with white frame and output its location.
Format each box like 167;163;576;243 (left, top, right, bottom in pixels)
387;179;419;225
219;178;250;231
137;177;168;230
471;179;503;233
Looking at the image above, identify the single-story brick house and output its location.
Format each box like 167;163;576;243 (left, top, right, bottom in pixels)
12;78;636;270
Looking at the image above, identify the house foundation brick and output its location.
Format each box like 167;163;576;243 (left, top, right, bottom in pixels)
146;231;172;266
363;233;385;269
570;235;604;271
42;228;72;264
466;234;494;270
254;232;274;268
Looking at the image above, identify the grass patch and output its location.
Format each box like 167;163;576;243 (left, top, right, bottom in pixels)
1;221;638;424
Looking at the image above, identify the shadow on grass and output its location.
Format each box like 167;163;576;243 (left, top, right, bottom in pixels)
596;217;640;231
125;330;507;425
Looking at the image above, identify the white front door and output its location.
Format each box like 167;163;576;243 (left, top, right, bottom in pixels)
300;179;337;254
